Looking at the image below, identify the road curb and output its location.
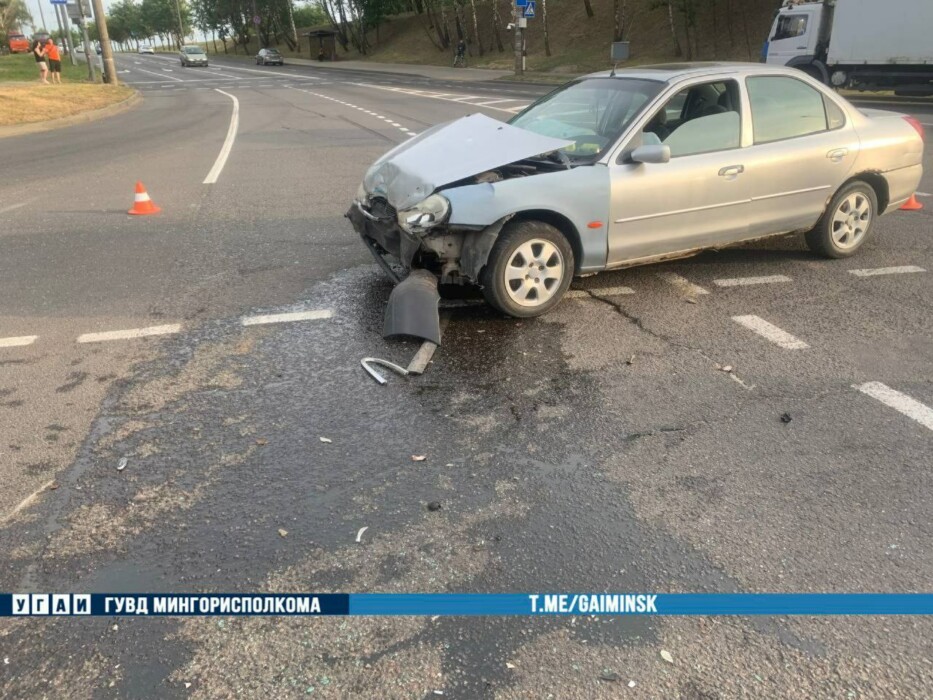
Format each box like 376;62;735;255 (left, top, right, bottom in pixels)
0;89;142;140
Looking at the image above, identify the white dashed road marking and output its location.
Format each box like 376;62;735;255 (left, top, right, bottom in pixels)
848;265;926;277
590;285;636;296
77;324;182;343
657;272;710;296
732;315;809;349
714;275;792;287
353;83;530;114
241;309;333;326
855;382;933;432
0;336;38;349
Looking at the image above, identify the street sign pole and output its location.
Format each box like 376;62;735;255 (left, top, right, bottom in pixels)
57;4;77;66
512;3;523;77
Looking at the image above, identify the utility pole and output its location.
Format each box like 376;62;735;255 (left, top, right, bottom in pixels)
173;0;186;47
90;0;118;84
36;0;48;31
73;0;96;83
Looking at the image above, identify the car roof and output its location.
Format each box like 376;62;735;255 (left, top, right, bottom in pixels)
582;62;801;83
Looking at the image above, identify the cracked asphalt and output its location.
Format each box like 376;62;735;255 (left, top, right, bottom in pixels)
1;56;932;698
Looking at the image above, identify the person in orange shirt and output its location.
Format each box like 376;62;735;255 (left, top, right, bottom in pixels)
44;40;63;84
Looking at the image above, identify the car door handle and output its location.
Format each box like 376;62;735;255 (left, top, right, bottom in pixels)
718;165;744;177
827;148;849;162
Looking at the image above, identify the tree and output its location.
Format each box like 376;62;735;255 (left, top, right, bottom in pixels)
0;0;32;39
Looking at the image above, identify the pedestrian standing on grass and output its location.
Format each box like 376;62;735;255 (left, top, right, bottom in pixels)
44;39;63;84
32;39;50;84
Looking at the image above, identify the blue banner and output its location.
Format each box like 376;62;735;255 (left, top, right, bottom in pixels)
3;593;933;617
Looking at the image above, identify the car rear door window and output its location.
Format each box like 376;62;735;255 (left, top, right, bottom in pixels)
747;76;829;144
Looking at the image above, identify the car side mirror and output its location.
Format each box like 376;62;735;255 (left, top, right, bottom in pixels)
630;144;671;165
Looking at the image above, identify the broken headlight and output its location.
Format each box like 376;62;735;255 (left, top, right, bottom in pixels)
398;193;450;234
355;182;369;205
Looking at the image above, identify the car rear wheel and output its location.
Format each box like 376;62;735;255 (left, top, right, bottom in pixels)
805;180;878;258
481;221;574;318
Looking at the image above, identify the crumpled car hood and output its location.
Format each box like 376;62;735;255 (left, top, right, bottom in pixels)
362;113;573;211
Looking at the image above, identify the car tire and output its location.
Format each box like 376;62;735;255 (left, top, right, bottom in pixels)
480;220;574;318
805;180;878;259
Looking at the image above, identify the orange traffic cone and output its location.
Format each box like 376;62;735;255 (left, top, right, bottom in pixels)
128;181;161;215
900;193;924;211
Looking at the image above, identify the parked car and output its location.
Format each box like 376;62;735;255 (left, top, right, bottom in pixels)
138;44;154;55
180;45;208;67
8;33;30;54
348;63;924;323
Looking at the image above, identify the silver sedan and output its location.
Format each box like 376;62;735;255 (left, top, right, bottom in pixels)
348;63;924;321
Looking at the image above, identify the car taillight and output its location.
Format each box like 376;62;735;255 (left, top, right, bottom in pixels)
904;116;925;142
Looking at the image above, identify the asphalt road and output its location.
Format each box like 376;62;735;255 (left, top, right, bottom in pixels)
1;54;932;698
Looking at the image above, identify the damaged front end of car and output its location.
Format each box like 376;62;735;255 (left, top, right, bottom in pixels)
345;113;575;344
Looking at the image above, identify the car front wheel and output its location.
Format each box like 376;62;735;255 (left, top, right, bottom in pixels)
480;220;574;318
806;180;878;258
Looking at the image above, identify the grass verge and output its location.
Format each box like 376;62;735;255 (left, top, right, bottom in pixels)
0;53;91;83
0;84;135;127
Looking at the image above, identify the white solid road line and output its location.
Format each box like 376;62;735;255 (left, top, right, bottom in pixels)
915;191;931;197
241;309;333;326
133;66;185;82
203;89;240;185
855;382;933;432
848;265;926;277
0;199;35;215
731;315;809;349
657;271;710;296
714;275;793;287
0;335;38;349
77;324;181;343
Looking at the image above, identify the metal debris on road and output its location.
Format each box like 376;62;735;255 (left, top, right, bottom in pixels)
117;458;128;472
598;671;620;682
660;649;674;664
355;526;368;543
361;357;410;385
721;365;733;372
278;528;288;538
781;412;792;424
412;455;427;461
320;437;332;443
626;354;635;365
686;297;698;304
506;662;516;669
255;438;268;446
628;680;636;688
427;501;442;511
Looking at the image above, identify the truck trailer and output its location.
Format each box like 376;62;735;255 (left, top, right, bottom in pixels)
763;0;933;95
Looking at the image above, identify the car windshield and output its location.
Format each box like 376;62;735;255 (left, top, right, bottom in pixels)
266;50;280;55
184;47;204;54
509;77;664;159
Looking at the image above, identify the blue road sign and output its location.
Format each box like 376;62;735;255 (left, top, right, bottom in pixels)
50;0;68;4
523;1;536;18
515;0;528;7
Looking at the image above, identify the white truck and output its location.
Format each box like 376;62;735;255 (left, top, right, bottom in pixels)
763;0;933;95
